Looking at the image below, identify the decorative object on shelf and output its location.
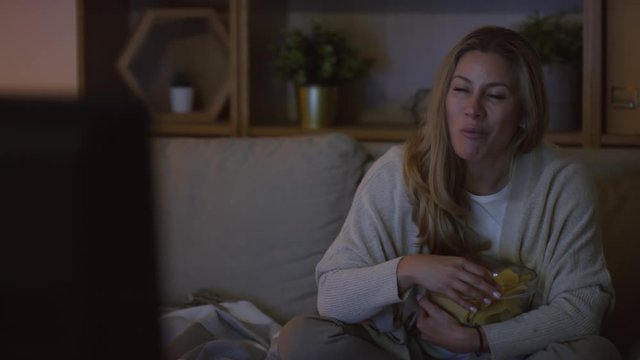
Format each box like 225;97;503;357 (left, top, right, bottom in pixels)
273;22;373;129
518;13;582;132
169;72;195;113
295;85;338;129
117;8;233;135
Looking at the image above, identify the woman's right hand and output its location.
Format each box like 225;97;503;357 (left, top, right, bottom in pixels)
397;254;501;312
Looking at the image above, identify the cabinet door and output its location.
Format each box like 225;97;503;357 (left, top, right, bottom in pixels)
606;0;640;134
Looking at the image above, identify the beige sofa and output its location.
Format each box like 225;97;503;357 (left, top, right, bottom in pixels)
153;134;640;359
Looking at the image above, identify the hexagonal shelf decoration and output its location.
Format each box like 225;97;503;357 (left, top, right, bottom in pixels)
118;8;232;132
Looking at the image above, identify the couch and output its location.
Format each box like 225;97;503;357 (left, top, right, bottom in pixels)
152;134;640;359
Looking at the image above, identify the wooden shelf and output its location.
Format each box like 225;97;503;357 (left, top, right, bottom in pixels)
544;131;583;146
601;134;640;146
248;124;416;141
155;112;224;123
239;0;610;147
152;120;233;137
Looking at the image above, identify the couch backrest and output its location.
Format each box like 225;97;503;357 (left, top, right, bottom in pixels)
153;134;369;323
560;147;640;358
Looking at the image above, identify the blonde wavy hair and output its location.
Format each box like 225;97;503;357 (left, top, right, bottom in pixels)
403;26;548;256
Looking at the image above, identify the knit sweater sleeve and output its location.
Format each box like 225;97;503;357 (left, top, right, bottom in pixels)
482;152;615;359
315;146;418;325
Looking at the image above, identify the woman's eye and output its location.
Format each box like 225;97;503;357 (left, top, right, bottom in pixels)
487;93;506;100
453;87;469;93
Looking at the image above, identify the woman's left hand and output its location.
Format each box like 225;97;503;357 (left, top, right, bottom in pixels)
415;295;480;354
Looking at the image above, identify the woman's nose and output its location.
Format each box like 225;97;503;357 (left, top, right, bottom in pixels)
464;95;483;119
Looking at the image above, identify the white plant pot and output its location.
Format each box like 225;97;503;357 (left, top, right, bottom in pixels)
543;64;580;131
170;86;194;113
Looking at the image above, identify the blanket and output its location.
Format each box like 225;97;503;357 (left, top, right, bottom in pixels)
161;298;281;360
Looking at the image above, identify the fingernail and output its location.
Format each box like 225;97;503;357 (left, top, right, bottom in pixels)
493;291;501;299
469;306;478;312
483;298;492;305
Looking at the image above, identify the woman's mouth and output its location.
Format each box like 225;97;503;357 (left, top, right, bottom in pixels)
461;128;488;140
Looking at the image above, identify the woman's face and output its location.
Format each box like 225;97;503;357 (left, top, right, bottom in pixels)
445;50;522;164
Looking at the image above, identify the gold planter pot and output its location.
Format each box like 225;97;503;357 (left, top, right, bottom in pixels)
296;85;338;129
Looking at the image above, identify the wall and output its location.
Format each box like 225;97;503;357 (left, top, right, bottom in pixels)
0;0;78;98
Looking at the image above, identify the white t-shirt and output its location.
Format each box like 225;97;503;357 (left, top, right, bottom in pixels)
467;180;512;256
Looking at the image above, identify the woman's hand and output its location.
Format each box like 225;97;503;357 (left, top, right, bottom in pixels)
398;254;500;312
415;295;485;353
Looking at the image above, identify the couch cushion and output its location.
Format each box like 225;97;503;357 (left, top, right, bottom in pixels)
153;134;369;323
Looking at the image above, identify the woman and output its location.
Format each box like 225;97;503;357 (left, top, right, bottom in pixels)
278;26;619;360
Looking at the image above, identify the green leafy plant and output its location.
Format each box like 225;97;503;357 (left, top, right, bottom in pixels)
273;22;373;86
517;13;582;65
171;72;192;87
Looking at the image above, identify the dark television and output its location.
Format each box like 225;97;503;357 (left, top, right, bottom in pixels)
0;99;160;359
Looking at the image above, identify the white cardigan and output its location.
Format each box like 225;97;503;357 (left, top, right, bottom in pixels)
315;143;614;360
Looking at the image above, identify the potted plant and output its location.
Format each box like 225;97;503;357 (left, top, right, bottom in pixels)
273;22;372;129
169;72;195;114
518;13;582;131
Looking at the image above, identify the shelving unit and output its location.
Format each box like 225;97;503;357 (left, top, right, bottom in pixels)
236;0;594;144
118;6;238;136
116;0;638;147
237;0;426;141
